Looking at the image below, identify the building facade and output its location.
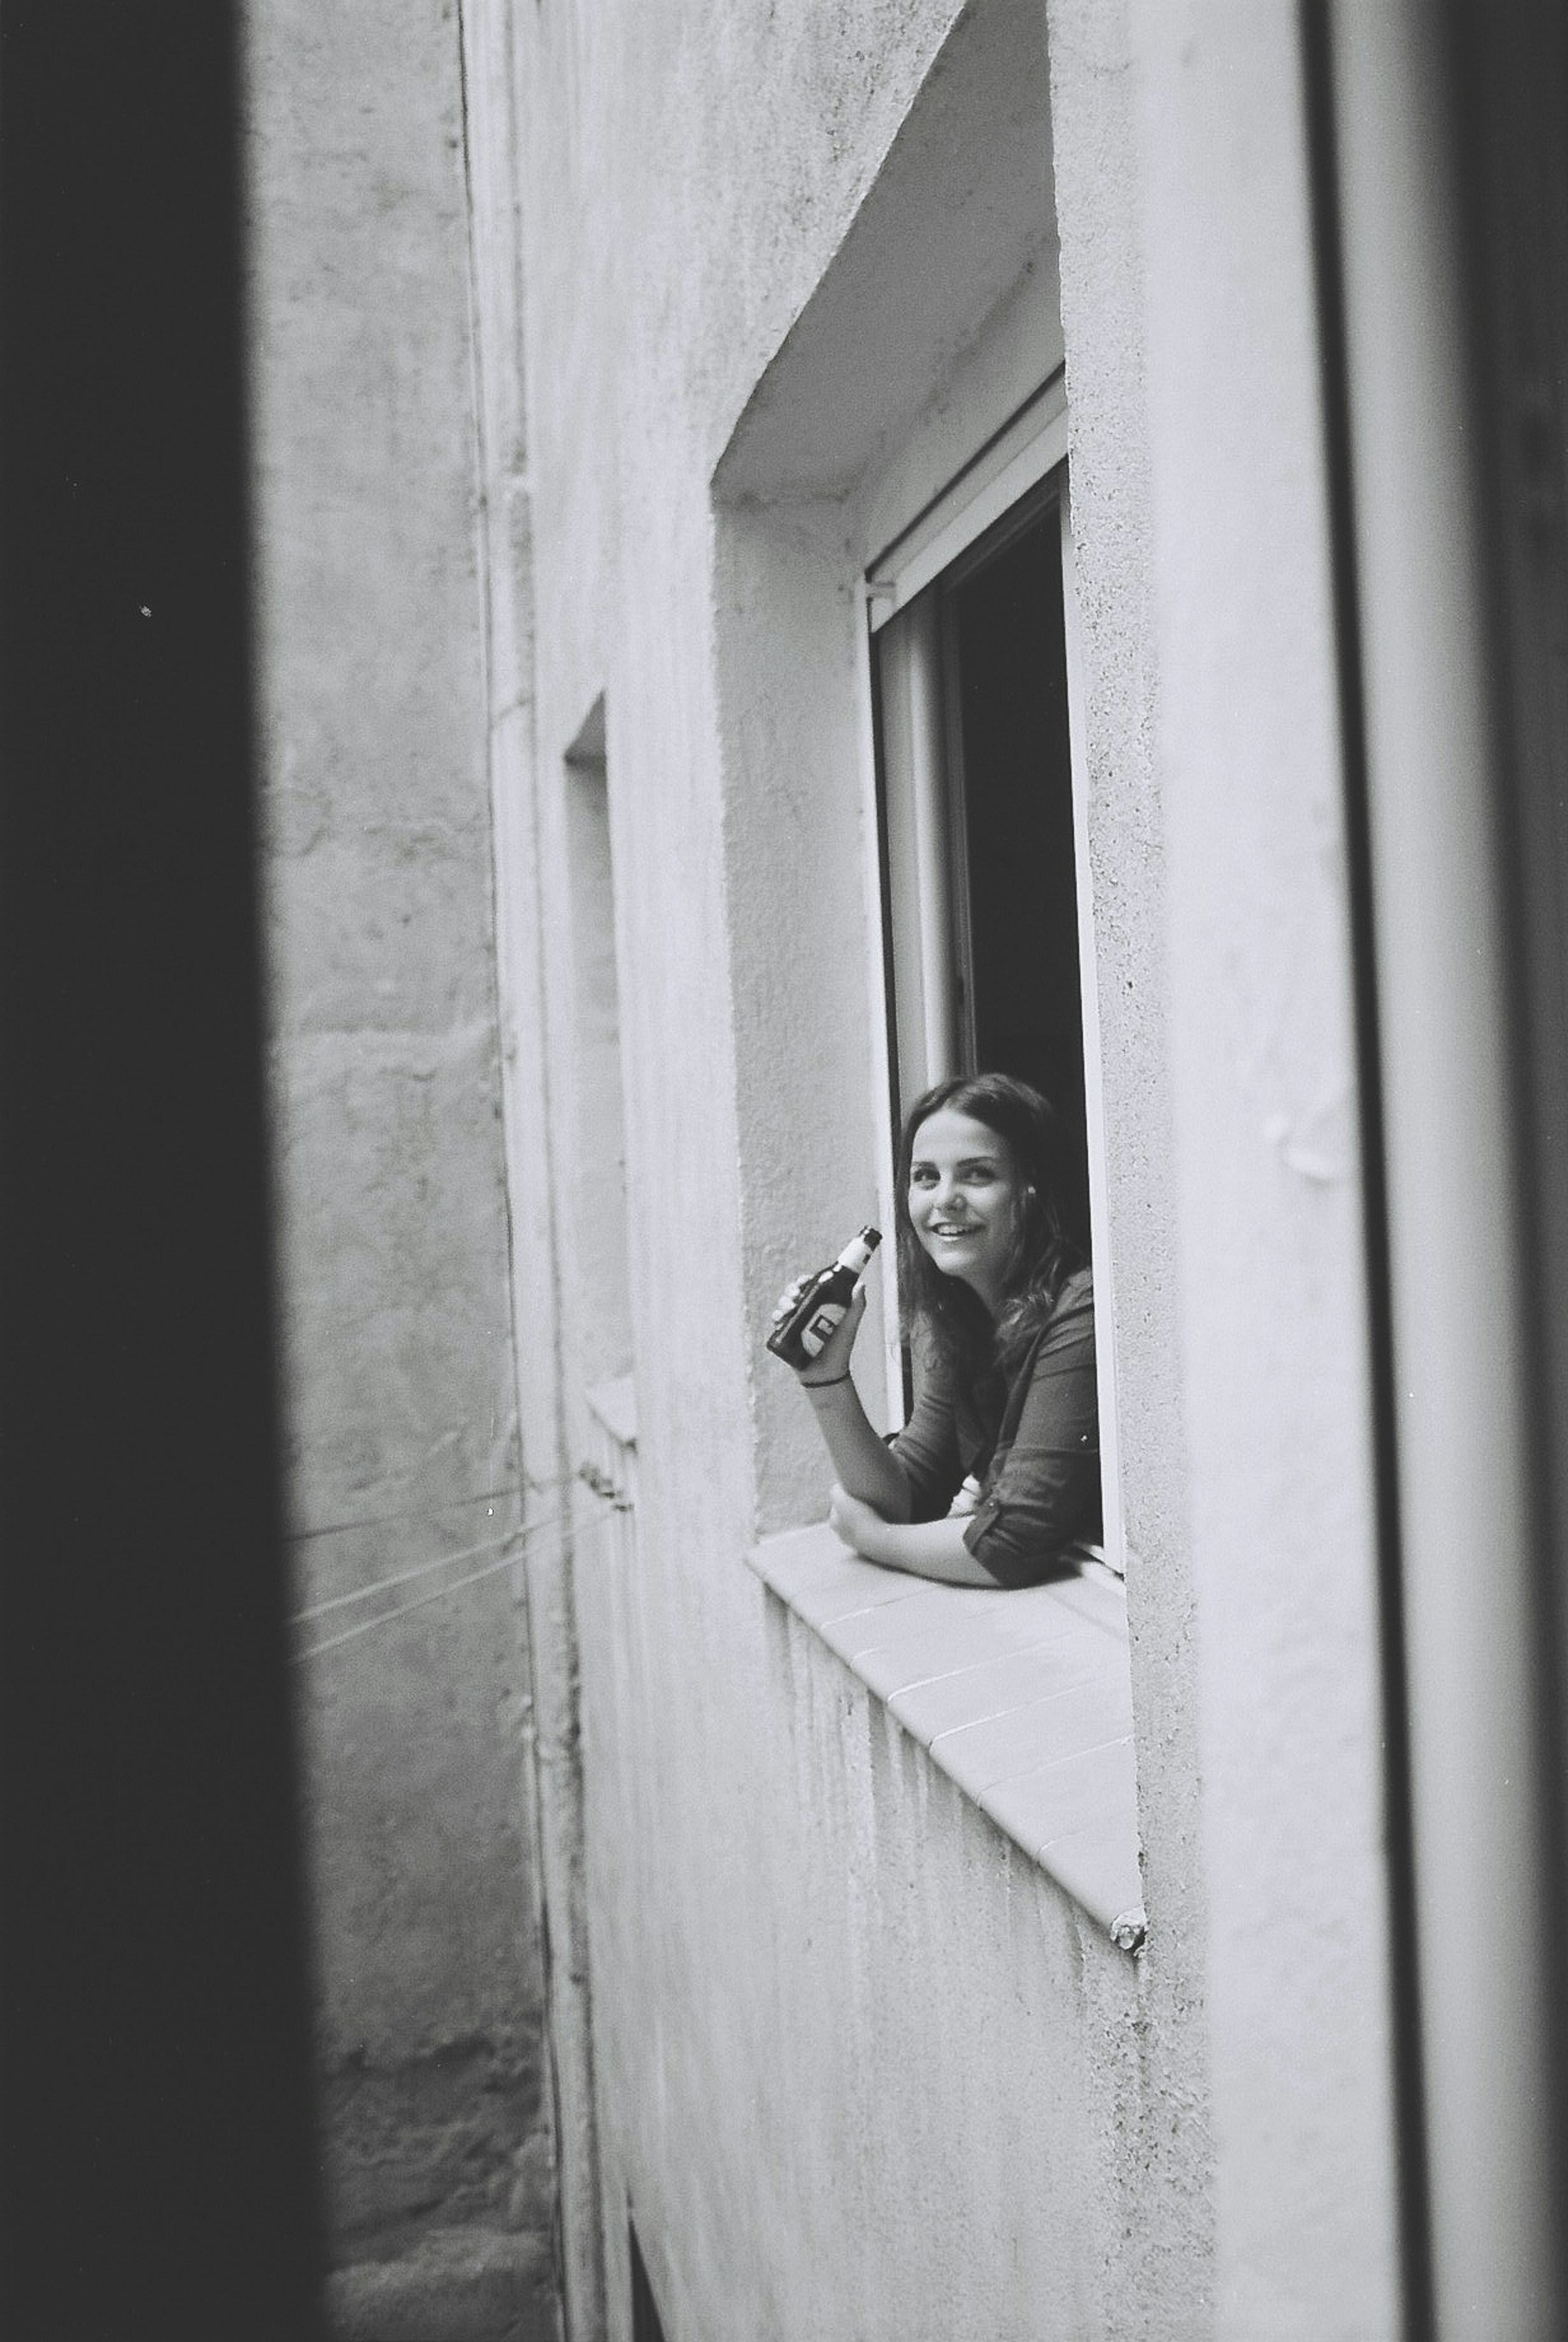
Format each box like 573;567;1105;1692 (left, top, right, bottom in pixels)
255;0;1568;2335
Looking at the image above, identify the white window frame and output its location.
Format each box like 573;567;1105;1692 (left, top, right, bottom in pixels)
852;375;1126;1572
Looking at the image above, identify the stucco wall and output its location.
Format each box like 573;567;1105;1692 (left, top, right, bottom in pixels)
473;0;1412;2334
1044;0;1220;2283
243;3;560;2330
1129;4;1401;2334
502;3;1219;2337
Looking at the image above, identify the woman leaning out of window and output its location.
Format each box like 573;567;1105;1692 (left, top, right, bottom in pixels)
768;1072;1101;1588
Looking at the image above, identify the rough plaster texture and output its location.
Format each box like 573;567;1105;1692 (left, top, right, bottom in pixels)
243;3;560;2333
500;1;1222;2335
1043;3;1217;2274
478;0;1412;2333
1130;4;1402;2334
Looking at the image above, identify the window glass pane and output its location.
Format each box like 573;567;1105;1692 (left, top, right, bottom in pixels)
943;499;1090;1245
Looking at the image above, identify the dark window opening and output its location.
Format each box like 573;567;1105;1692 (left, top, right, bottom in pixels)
874;481;1091;1250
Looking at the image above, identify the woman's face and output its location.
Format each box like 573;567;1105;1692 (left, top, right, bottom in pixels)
906;1107;1024;1313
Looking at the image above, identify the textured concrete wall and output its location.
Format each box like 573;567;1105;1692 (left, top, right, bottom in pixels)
503;3;1218;2337
486;0;1406;2334
1045;2;1219;2264
1128;4;1402;2333
243;3;561;2333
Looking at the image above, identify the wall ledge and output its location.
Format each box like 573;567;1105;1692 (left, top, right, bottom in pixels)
748;1522;1145;1949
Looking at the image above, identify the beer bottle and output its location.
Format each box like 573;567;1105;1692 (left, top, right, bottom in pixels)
766;1227;880;1372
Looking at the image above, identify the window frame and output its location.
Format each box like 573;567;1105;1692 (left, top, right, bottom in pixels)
855;381;1126;1572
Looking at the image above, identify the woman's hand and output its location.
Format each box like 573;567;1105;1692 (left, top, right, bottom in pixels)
768;1276;868;1386
766;1270;916;1528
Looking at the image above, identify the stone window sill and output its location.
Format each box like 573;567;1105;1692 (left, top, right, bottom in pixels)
747;1522;1145;1949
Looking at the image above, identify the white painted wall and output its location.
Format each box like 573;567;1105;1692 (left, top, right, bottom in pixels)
488;0;1405;2336
1128;3;1402;2333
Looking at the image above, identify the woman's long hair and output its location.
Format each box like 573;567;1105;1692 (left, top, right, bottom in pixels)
893;1072;1084;1386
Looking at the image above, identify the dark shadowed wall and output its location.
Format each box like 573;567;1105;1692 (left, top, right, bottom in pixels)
243;3;562;2334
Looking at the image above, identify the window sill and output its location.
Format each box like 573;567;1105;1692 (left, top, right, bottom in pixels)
747;1522;1145;1950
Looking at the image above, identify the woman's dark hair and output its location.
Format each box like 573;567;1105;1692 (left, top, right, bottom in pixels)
894;1072;1084;1384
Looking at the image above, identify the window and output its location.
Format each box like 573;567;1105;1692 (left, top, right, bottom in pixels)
728;358;1144;1944
716;33;1142;1945
866;382;1125;1569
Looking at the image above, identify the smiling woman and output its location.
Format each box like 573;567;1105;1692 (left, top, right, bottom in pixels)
767;1072;1101;1586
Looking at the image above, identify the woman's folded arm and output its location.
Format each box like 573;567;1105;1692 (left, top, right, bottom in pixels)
826;1486;1000;1586
962;1284;1100;1586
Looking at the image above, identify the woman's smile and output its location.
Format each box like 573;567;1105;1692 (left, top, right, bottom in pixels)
907;1106;1024;1312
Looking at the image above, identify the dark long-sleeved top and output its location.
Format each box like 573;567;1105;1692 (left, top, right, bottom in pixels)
888;1266;1101;1588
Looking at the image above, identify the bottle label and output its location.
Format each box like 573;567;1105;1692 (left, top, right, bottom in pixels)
800;1302;845;1359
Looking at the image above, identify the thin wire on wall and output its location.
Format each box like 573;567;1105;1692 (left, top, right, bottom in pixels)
284;1473;581;1543
291;1521;556;1626
289;1486;622;1665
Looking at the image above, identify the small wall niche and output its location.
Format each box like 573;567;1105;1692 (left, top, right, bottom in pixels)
564;694;634;1393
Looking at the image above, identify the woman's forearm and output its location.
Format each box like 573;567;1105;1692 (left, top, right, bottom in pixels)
802;1377;915;1520
838;1503;997;1587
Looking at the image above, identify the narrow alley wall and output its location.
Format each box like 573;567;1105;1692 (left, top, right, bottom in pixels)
243;3;561;2336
